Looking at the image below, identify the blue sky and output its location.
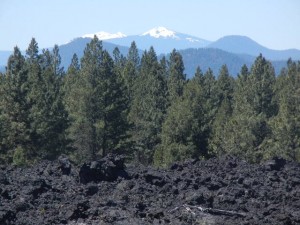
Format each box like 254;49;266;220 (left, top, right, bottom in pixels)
1;0;299;51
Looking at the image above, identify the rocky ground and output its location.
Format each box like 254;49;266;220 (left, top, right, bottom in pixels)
0;154;299;225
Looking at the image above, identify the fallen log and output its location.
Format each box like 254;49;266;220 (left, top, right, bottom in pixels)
169;204;246;218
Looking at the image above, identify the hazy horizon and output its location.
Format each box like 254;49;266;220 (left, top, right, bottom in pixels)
1;0;300;51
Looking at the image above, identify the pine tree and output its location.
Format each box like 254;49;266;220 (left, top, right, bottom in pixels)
209;65;235;156
0;39;70;162
64;53;90;162
0;73;6;163
159;56;168;80
167;49;186;104
129;47;167;164
220;65;260;161
26;38;39;64
66;37;129;163
215;65;234;106
112;47;126;76
155;96;197;166
30;47;69;160
97;50;129;157
155;68;207;167
122;41;140;100
267;59;300;161
222;56;276;162
194;66;204;84
202;68;218;115
0;47;31;164
249;54;277;118
63;53;81;112
199;68;218;153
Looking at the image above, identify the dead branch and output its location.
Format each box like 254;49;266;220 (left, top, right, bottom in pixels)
169;204;246;218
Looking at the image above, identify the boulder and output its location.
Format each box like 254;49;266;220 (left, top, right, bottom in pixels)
79;154;127;184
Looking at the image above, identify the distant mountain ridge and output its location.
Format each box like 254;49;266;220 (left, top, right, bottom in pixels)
58;38;137;71
0;27;298;76
96;27;211;54
78;27;300;61
178;48;287;78
208;35;300;61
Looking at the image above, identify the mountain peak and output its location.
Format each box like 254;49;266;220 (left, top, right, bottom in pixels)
82;31;127;40
141;27;178;39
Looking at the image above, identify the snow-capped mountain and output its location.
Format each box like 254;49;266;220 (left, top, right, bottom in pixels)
95;27;211;54
1;27;299;76
82;31;127;40
141;27;179;39
140;27;207;44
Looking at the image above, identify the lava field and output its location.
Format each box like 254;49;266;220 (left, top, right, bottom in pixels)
0;154;299;225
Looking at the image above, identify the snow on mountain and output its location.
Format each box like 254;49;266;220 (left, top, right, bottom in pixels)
82;31;127;40
186;37;202;43
78;27;211;54
141;27;179;39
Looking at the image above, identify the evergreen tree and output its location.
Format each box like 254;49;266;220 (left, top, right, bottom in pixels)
167;49;186;104
66;37;129;163
0;47;30;164
202;68;218;116
155;68;207;167
69;37;101;161
122;41;140;99
199;68;218;152
249;54;277;117
63;54;81;112
220;65;261;161
112;47;126;76
64;53;90;162
30;47;69;160
222;56;276;162
267;59;300;161
127;41;140;69
129;47;167;164
209;65;235;156
159;56;168;80
26;38;39;64
98;50;129;157
155;96;197;166
3;41;300;166
0;72;5;162
194;66;204;84
215;65;234;107
0;39;70;163
52;44;64;76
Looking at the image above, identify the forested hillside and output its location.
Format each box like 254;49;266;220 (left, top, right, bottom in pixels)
1;36;300;166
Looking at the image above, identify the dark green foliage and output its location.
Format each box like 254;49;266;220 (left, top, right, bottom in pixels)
0;47;30;164
122;42;140;97
248;54;277;118
1;38;300;166
129;47;167;164
155;72;206;166
112;47;126;76
29;47;69;160
265;59;300;161
155;97;197;166
0;40;69;164
220;56;277;162
155;65;221;166
167;49;186;104
65;37;129;163
209;65;235;156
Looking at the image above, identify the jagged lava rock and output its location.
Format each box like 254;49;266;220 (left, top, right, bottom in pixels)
0;155;299;225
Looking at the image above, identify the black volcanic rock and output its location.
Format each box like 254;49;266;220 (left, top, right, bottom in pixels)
79;154;127;184
0;155;299;225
